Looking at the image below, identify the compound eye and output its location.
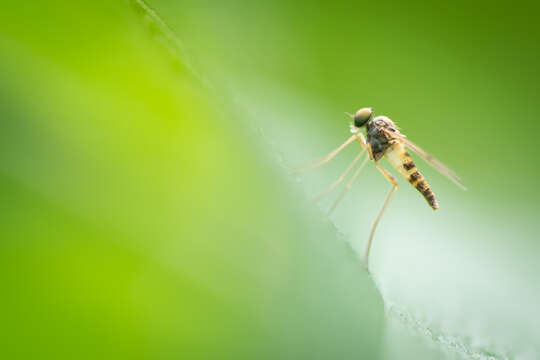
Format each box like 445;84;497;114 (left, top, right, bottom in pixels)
354;108;373;127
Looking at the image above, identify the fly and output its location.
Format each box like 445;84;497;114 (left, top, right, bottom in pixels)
297;108;466;270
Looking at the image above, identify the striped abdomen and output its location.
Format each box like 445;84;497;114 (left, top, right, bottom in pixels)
384;144;439;210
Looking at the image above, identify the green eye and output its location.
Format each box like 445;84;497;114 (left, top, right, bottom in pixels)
354;108;373;127
354;115;369;127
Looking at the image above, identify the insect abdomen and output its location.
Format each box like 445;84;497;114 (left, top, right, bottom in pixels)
407;166;439;210
385;144;439;210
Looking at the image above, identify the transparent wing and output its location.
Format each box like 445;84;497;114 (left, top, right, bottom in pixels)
382;128;467;190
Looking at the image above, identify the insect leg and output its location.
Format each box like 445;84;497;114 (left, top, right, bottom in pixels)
327;154;370;215
314;149;366;202
354;132;374;160
364;164;398;271
294;135;358;173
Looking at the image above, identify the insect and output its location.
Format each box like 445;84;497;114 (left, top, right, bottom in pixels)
298;107;465;270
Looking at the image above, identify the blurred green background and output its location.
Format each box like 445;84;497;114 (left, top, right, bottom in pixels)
1;0;539;359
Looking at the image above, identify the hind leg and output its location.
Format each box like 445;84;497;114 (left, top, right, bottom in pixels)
364;164;398;271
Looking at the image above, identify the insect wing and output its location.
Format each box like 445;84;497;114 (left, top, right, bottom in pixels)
383;129;466;190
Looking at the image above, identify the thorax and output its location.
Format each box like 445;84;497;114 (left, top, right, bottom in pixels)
366;116;400;161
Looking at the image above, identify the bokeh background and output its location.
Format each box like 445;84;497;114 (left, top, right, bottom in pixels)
1;1;539;359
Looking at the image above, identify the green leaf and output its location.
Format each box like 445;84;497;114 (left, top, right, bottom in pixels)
0;2;383;359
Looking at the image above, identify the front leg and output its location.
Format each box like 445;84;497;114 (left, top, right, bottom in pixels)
355;133;374;160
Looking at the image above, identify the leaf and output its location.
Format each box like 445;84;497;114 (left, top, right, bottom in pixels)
0;2;383;359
